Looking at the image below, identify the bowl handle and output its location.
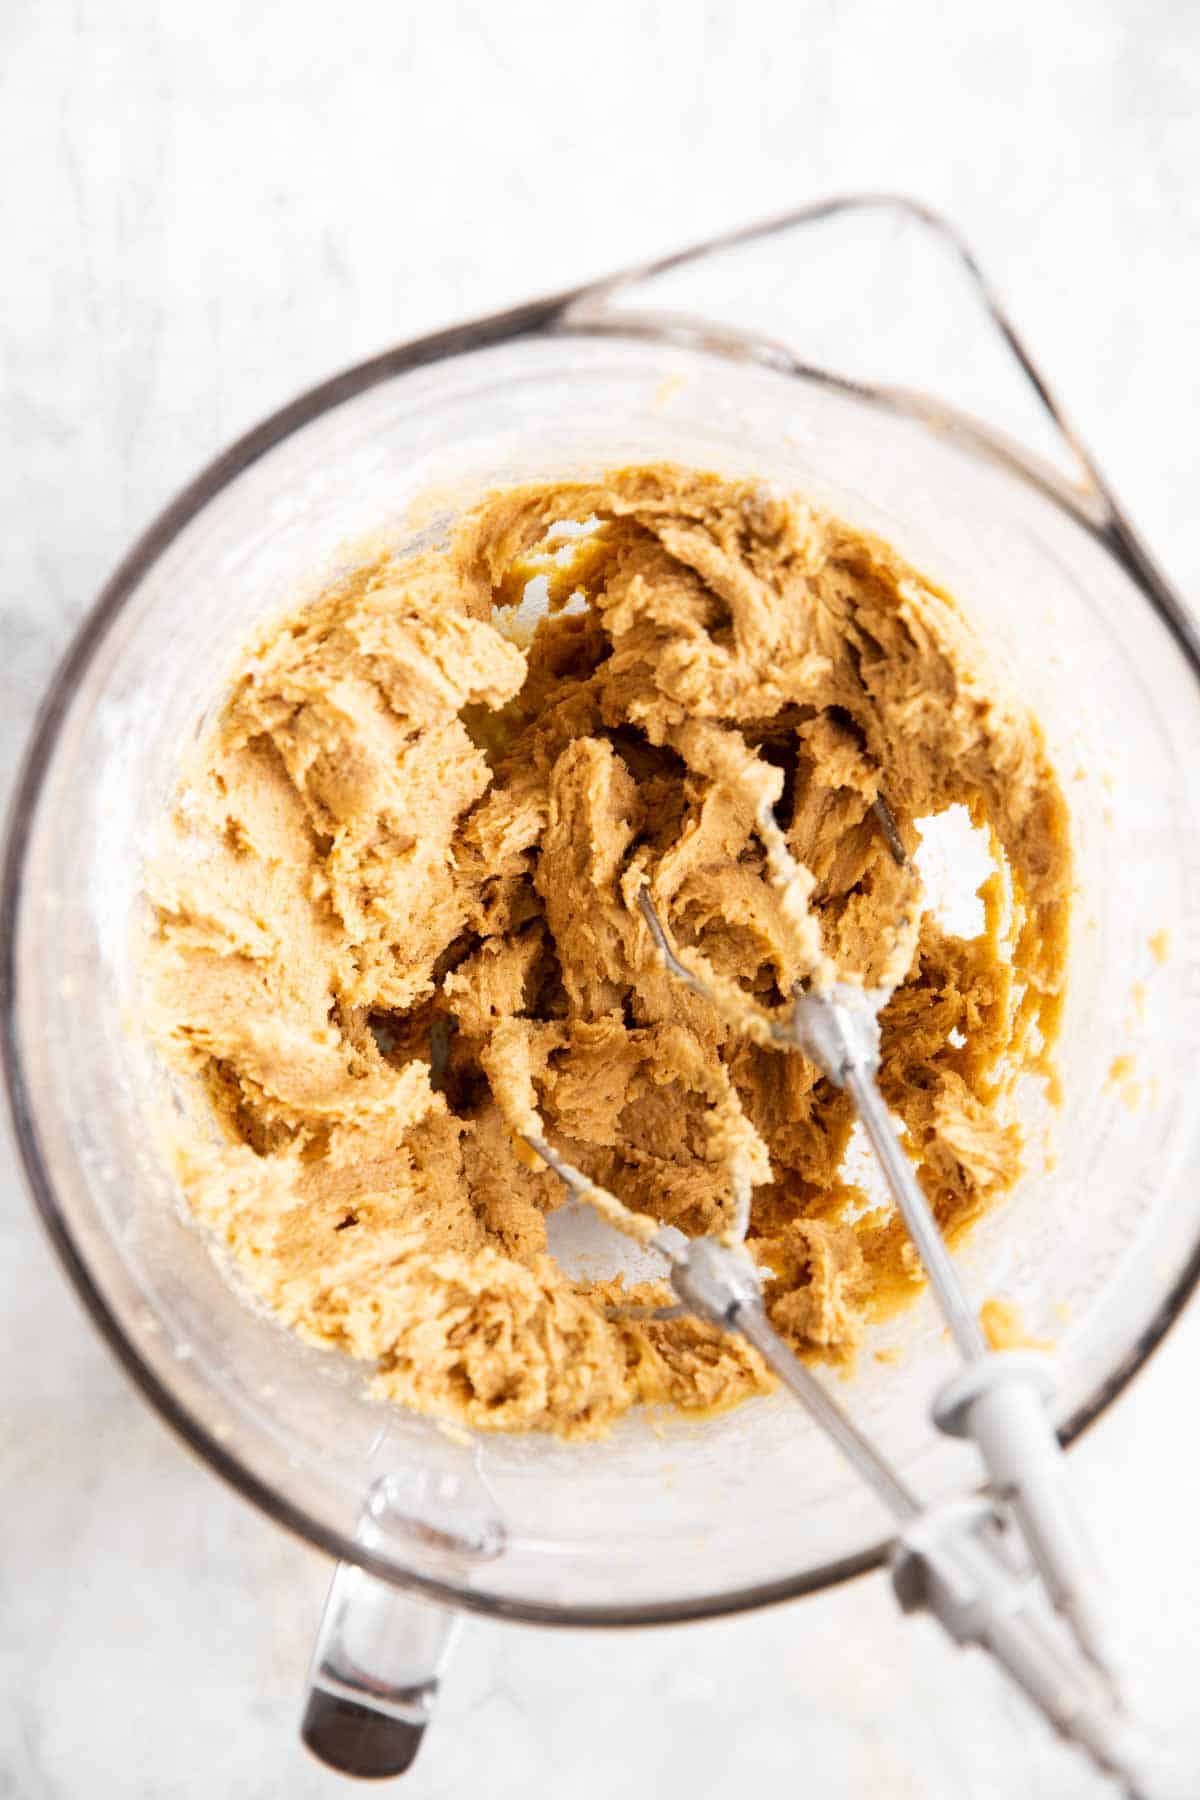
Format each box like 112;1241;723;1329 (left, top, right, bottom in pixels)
301;1557;461;1779
556;192;1194;663
299;1463;504;1779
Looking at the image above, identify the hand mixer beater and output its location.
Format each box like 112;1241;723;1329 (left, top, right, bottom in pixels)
509;746;1163;1799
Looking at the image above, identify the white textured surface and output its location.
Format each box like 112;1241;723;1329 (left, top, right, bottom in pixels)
3;3;1199;1795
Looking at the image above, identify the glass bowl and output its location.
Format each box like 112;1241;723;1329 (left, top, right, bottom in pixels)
5;205;1200;1658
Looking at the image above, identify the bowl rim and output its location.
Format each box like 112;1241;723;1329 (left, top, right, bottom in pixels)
5;293;1200;1628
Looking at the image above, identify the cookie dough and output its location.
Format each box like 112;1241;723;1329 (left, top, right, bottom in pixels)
980;1297;1053;1353
144;464;1070;1439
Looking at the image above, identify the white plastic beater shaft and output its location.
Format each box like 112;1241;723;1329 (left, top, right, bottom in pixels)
897;1514;1158;1797
935;1355;1116;1691
636;890;1117;1701
677;1250;1156;1795
796;989;1116;1688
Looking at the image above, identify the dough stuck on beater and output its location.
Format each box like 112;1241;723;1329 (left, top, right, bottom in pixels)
143;463;1070;1440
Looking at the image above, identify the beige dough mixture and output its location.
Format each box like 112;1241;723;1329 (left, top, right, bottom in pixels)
144;464;1070;1439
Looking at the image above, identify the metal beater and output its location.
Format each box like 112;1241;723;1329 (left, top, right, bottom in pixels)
519;791;1167;1799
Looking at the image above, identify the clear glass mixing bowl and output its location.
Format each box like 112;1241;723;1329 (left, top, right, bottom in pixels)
4;204;1200;1735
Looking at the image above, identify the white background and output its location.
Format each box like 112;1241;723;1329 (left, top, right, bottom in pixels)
3;3;1199;1795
